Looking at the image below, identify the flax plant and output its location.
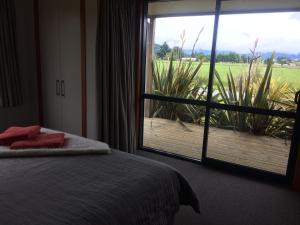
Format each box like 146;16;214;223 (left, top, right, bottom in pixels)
214;40;294;139
151;29;210;124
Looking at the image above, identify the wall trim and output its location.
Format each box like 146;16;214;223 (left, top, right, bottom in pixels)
80;0;87;137
33;0;43;125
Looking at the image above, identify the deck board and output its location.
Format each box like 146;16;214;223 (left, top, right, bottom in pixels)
143;117;290;175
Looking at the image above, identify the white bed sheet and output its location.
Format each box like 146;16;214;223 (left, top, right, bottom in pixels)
0;128;111;157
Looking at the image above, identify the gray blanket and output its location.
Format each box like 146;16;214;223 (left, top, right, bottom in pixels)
0;150;199;225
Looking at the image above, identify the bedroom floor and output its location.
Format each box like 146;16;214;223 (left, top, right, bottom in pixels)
137;150;300;225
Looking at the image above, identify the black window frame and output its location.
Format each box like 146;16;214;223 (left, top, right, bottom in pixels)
139;0;300;184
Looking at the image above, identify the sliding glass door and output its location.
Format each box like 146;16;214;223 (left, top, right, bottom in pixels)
142;1;216;160
140;0;300;181
206;11;300;175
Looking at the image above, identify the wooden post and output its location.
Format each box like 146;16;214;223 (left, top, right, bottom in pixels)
144;18;155;117
293;145;300;191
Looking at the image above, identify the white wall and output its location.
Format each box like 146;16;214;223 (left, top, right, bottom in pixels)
86;0;98;139
0;0;39;131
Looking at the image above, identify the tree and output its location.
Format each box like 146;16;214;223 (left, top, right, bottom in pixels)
154;44;161;57
171;46;184;59
228;52;241;63
216;52;241;63
216;53;226;62
241;54;248;63
195;53;210;62
156;42;171;59
277;56;291;65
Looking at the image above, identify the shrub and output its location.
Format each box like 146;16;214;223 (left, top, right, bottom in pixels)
151;55;207;123
150;29;211;124
213;41;294;139
149;37;294;139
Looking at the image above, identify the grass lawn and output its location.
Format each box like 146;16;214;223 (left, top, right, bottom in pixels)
154;61;300;89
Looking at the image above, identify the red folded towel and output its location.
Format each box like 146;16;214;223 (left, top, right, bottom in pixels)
10;133;65;149
0;125;41;145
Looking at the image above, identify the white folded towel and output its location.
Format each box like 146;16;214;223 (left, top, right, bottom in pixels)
0;128;111;158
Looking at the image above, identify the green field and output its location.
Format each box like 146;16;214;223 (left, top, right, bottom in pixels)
154;61;300;89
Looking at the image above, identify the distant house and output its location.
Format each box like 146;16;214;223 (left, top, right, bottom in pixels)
181;57;197;62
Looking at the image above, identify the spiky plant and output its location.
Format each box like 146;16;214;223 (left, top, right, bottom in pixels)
151;55;206;122
150;29;209;123
214;40;294;139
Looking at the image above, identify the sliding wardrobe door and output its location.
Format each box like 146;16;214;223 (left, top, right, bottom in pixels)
39;0;82;135
59;0;82;135
39;0;62;130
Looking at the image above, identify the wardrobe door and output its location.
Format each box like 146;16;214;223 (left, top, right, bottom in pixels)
39;0;62;130
59;0;82;135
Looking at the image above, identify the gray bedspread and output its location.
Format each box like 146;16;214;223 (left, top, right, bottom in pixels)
0;150;199;225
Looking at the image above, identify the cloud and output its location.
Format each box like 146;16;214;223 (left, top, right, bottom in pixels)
166;39;181;47
155;12;300;53
242;32;251;38
290;13;300;21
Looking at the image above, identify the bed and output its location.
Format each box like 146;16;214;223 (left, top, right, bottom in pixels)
0;129;199;225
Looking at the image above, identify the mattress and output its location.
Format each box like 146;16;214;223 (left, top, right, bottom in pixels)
0;128;110;151
0;131;199;225
0;128;111;157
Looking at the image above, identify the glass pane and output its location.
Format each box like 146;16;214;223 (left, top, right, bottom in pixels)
213;12;300;111
143;100;205;160
207;109;293;175
144;15;215;100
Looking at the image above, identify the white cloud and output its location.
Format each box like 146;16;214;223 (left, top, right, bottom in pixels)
290;12;300;21
154;12;300;54
154;16;215;50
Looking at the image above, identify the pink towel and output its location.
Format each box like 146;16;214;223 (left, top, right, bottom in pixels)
10;133;65;149
0;125;41;145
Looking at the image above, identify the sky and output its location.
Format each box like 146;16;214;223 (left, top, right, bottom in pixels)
154;12;300;54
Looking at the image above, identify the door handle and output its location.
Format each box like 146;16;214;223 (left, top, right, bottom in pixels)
61;80;65;97
56;80;60;96
295;91;300;104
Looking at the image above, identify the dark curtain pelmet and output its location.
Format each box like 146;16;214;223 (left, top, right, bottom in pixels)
0;0;22;108
96;0;139;152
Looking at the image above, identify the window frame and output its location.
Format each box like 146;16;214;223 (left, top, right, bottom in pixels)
139;0;300;184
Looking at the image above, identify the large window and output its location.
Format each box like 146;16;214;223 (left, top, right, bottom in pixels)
214;12;300;111
141;0;300;179
144;15;215;99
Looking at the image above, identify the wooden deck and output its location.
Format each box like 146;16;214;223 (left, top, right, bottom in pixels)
143;117;290;175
